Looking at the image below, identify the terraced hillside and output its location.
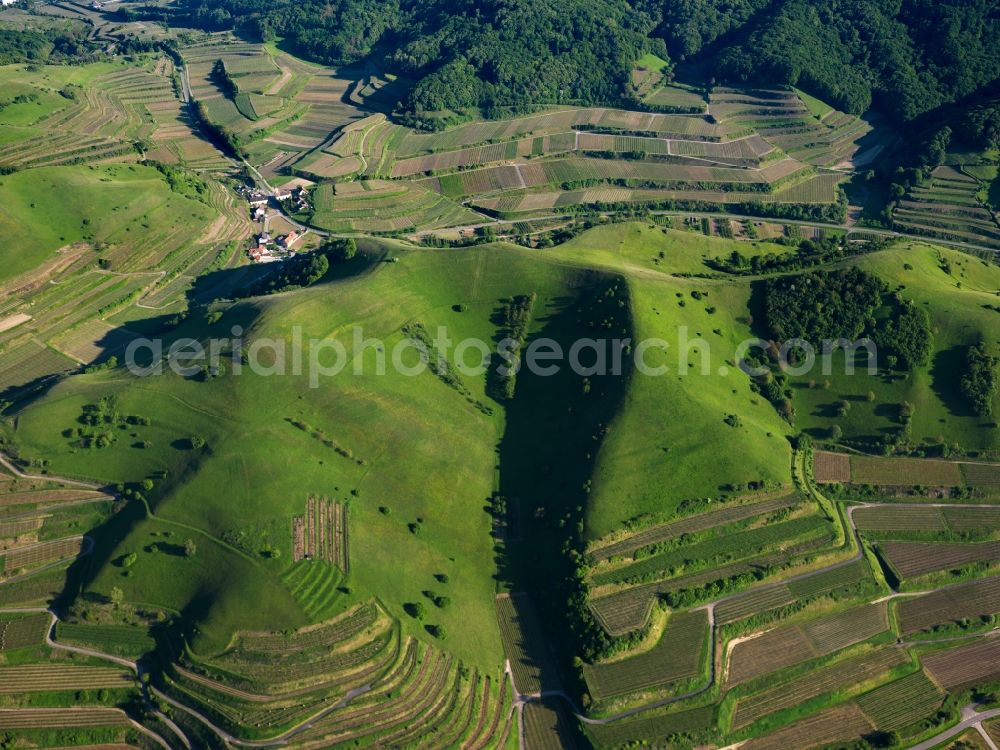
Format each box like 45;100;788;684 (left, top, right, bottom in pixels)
295;95;853;226
0;163;250;396
0;58;231;172
894;163;1000;249
170;39;869;233
181;37;367;176
154;600;513;745
0;19;999;747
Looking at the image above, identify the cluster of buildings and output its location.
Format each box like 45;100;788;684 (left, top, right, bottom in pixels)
280;185;311;212
239;185;311;217
249;230;301;263
239;184;312;263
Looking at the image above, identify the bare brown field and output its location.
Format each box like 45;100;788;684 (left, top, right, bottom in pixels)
882;540;1000;579
922;637;1000;688
739;703;873;750
813;451;851;483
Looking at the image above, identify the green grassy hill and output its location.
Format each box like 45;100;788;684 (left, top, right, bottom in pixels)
789;243;1000;450
4;222;1000;744
6;242;618;667
0;164;217;284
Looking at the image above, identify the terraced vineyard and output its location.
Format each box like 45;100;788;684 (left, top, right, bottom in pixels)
591;515;832;587
496;592;561;695
0;664;133;693
147;597;509;746
588;492;802;562
309;179;479;233
855;505;1000;534
726;602;889;686
0;612;51;650
708;87;876;168
0;159;251;393
583;609;709;701
524;698;581;750
894;163;1000;249
729;647;909;730
0;535;84;576
588;496;845;636
0;15;998;750
0;707;130;729
736;703;874;750
586;704;716;748
921;637;1000;689
854;669;944;730
898;575;1000;634
818;451;1000;492
292;495;349;571
881;539;1000;580
55;622;156;659
245;82;863;230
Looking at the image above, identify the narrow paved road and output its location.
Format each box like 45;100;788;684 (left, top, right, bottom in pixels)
0;606;179;750
906;705;1000;750
978;722;1000;750
0;451;104;489
508;489;1000;743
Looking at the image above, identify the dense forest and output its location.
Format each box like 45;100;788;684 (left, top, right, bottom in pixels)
707;0;1000;122
129;0;1000;127
763;268;932;372
0;26;97;64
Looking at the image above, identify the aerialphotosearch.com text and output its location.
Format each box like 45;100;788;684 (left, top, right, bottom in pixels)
124;325;879;387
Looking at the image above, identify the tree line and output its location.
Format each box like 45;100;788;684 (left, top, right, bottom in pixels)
123;0;1000;131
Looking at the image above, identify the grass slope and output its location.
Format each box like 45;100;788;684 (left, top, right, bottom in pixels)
789;243;1000;449
7;242;615;668
0;164;216;284
548;224;794;537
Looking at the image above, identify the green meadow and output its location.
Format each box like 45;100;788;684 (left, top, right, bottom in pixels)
5;223;999;672
788;244;1000;450
0;164;217;284
8;244;599;668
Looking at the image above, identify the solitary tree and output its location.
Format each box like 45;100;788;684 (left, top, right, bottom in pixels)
184;539;197;557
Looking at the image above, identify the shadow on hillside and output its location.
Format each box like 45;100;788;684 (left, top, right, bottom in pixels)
931;345;975;418
0;373;66;417
56;498;148;611
493;273;632;712
746;280;770;340
1;248;387;417
4;247;391;665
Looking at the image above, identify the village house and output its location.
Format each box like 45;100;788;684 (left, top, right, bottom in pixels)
246;190;269;207
253;206;266;221
277;231;300;249
274;188;292;202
